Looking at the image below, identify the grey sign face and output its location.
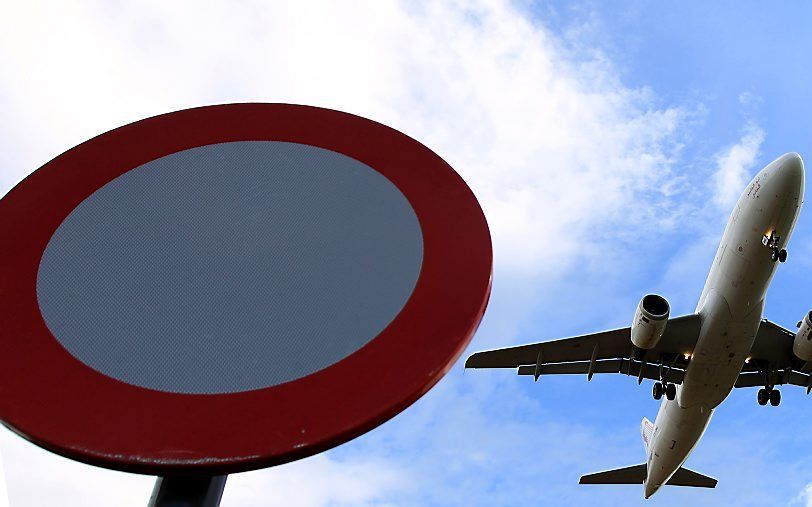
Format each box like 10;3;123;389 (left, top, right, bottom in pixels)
37;141;424;394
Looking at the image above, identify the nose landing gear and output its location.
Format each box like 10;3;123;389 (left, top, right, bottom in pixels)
653;382;676;401
770;248;788;263
764;232;787;262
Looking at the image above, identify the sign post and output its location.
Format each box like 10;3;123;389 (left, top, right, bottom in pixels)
148;476;227;507
0;104;492;505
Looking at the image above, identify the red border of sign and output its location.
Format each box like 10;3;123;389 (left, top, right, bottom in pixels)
0;104;492;475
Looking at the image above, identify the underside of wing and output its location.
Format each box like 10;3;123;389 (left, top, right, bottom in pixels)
736;319;812;393
465;327;631;368
465;314;701;383
746;319;798;370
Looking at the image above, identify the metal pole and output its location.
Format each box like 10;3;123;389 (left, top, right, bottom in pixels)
148;475;227;507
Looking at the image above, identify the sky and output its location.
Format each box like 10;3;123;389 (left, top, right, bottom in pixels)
1;1;812;506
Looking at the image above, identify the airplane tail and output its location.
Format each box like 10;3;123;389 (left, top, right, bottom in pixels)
641;417;654;450
579;464;717;488
582;417;717;492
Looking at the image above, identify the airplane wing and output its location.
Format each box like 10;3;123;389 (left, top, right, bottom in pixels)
466;315;812;391
465;314;701;384
735;319;812;392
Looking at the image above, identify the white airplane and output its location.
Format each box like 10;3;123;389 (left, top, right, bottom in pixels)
466;153;807;498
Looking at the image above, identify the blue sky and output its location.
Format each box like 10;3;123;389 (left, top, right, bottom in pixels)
1;1;812;506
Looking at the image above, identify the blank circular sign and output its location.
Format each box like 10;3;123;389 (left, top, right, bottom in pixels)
37;141;423;394
0;104;492;475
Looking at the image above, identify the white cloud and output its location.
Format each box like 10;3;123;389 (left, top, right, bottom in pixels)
712;122;765;209
790;482;812;507
223;454;410;507
1;423;410;507
0;1;702;506
0;0;692;277
0;426;153;507
337;372;648;506
0;444;8;507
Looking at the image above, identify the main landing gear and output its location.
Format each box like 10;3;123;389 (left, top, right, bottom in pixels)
757;387;781;406
653;382;676;401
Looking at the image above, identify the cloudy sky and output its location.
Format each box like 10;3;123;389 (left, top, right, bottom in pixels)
2;1;812;506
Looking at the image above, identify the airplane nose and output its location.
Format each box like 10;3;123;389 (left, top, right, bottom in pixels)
780;152;804;180
780;152;803;176
770;152;805;197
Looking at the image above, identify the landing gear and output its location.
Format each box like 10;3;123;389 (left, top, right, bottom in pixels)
757;387;781;406
764;232;787;262
769;247;787;262
653;382;676;401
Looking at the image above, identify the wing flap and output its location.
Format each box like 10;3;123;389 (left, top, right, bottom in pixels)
734;372;765;388
516;359;685;384
736;369;812;389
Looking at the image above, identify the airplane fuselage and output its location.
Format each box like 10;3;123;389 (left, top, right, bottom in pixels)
644;153;805;498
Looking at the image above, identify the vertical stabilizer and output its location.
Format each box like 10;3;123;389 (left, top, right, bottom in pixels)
641;417;654;450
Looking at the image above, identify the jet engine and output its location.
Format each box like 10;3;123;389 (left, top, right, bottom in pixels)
792;311;812;362
631;294;670;351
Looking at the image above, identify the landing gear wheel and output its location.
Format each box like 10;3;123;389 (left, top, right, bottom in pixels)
757;388;769;405
653;382;664;400
770;389;781;406
779;249;788;263
771;249;780;262
665;383;676;401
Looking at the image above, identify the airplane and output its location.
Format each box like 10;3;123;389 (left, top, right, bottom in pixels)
465;152;807;498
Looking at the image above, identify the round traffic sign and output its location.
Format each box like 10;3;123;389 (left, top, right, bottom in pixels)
0;103;492;474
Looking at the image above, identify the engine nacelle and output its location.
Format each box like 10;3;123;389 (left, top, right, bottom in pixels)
631;294;670;350
792;311;812;362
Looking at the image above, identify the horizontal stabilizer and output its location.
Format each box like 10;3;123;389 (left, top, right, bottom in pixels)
579;464;646;485
579;464;717;488
667;467;717;488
